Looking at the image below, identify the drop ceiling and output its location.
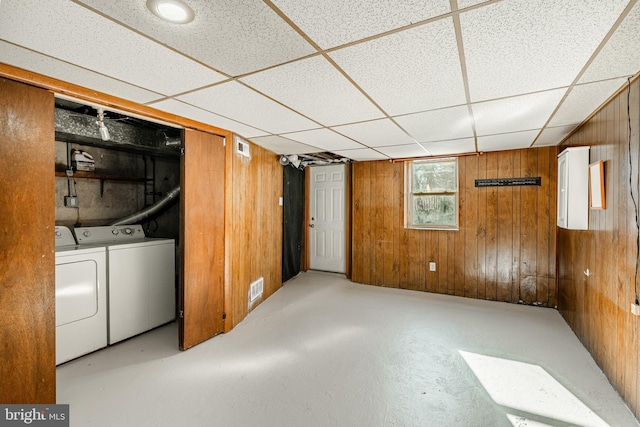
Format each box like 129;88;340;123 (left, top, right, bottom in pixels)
1;0;639;161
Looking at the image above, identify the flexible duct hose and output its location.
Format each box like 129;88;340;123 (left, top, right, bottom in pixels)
110;186;180;226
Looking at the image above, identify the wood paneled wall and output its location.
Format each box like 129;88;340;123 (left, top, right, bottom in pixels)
558;77;640;417
0;78;55;403
225;138;283;330
352;147;557;306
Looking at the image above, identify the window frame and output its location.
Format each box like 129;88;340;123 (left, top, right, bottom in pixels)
404;158;459;231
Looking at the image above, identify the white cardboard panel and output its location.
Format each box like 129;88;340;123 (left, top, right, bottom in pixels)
283;128;365;151
241;56;383;126
178;81;319;135
250;135;321;155
332;119;416;147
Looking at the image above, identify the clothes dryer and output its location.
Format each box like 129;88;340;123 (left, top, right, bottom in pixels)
55;226;107;364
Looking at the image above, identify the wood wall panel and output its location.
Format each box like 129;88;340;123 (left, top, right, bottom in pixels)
485;152;499;301
476;154;488;300
558;77;640;418
0;78;55;403
463;155;478;299
351;147;557;306
225;138;283;330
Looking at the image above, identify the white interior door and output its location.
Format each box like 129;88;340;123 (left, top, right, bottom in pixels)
309;164;346;273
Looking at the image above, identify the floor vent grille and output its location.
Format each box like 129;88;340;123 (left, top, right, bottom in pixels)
249;277;264;302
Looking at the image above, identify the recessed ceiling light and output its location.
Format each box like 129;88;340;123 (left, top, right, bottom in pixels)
146;0;194;24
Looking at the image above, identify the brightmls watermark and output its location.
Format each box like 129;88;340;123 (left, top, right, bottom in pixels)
0;405;68;426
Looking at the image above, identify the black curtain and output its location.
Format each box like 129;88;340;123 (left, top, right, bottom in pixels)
282;165;305;282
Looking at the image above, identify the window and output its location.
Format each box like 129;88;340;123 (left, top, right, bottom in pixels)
405;158;459;230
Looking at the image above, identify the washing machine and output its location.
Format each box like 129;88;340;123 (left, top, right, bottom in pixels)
74;225;176;344
54;226;107;365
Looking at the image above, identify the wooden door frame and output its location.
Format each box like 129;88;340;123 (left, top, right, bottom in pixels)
302;164;352;278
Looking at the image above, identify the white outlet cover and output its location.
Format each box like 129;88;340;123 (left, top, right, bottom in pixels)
429;262;436;272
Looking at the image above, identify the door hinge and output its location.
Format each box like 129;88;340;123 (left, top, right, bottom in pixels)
222;312;226;321
180;147;185;155
222;137;226;147
179;310;184;318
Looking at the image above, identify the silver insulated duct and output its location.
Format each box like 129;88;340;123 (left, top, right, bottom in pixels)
110;186;180;226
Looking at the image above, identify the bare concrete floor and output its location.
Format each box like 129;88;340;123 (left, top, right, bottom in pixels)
57;271;639;426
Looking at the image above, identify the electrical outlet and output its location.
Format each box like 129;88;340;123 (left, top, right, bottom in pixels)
64;196;79;208
632;303;640;316
429;262;436;272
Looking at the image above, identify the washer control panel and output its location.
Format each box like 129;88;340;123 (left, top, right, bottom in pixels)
74;225;145;244
54;226;77;247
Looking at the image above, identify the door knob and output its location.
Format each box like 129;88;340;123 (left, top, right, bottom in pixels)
309;224;315;228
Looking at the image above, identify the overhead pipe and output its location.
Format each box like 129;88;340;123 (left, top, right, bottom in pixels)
110;186;180;226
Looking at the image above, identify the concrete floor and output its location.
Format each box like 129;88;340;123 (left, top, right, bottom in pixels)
57;271;639;427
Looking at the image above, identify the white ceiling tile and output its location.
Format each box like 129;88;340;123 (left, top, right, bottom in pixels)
331;119;416;147
0;41;163;104
549;78;627;127
579;2;640;83
394;105;474;143
457;0;495;9
461;0;629;101
477;130;540;152
241;56;383;126
375;144;429;159
533;125;576;147
329;18;466;116
332;148;389;161
0;0;226;96
420;138;477;155
473;89;566;136
250;135;321;155
178;81;319;134
150;99;268;138
74;0;316;76
282;128;365;151
271;0;450;49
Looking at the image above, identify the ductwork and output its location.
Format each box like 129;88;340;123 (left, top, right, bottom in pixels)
110;186;181;226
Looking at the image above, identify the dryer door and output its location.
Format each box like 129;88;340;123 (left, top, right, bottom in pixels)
55;260;99;326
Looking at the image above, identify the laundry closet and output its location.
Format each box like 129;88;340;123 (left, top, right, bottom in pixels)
53;98;181;364
2;75;273;404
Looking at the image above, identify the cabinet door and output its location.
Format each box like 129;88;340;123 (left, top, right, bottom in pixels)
179;129;225;350
557;153;568;228
0;78;55;403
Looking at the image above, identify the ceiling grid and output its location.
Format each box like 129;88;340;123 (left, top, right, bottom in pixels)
0;0;638;160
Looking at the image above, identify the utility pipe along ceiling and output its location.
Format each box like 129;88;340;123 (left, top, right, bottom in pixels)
1;0;639;161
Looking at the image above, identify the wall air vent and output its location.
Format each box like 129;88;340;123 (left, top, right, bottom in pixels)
236;137;250;159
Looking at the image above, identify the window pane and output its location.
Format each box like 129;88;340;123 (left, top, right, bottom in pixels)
412;194;457;226
412;161;457;193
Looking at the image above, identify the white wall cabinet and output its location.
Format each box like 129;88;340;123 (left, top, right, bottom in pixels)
557;146;590;230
